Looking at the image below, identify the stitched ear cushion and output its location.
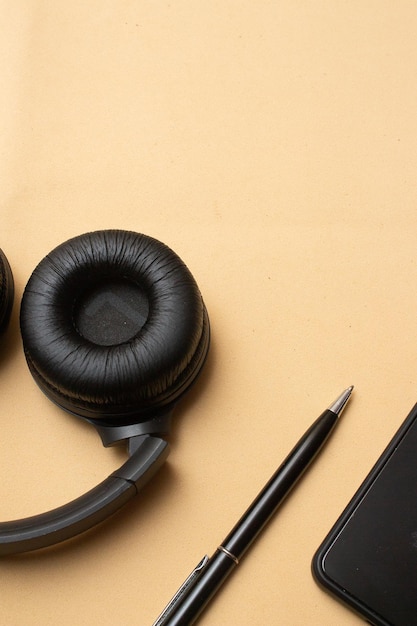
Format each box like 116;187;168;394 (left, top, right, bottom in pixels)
0;249;14;334
20;230;209;422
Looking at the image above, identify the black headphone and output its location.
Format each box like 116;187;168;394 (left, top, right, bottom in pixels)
0;230;210;555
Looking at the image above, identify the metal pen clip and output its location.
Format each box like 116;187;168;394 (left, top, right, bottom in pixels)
152;555;209;626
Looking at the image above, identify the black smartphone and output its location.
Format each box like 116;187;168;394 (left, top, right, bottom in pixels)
312;403;417;626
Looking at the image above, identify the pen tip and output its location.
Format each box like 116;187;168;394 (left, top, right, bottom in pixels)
328;386;354;417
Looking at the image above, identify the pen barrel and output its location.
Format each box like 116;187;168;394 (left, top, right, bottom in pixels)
222;409;338;559
162;550;237;626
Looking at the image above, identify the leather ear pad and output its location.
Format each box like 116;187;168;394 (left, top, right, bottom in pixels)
20;230;209;422
0;249;14;334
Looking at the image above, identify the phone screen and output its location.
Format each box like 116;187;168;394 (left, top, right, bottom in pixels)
313;404;417;626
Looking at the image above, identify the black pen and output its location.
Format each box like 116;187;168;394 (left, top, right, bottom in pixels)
152;386;354;626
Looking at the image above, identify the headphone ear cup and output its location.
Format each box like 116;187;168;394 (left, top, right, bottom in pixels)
20;230;209;421
0;249;14;334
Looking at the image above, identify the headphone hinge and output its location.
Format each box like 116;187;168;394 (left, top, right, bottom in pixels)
92;411;173;448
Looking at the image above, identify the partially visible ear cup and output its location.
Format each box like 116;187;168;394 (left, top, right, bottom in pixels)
20;230;209;421
0;249;14;334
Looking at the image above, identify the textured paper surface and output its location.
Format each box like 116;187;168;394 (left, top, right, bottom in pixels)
1;2;417;624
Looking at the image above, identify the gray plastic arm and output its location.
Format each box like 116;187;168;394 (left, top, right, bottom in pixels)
0;435;169;556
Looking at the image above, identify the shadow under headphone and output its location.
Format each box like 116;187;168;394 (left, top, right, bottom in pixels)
0;230;210;555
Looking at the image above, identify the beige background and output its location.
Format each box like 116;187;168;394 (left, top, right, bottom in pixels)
1;2;417;624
